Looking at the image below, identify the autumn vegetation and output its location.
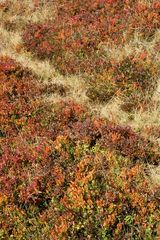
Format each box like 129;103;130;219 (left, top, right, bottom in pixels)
0;0;160;239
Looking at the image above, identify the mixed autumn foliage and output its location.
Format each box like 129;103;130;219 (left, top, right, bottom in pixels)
22;0;159;111
23;0;160;75
0;0;160;239
0;57;160;239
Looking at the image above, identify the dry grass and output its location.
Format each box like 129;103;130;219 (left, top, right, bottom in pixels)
103;30;160;62
0;0;57;31
149;165;160;187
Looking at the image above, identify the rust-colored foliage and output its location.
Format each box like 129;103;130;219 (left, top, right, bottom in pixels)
23;0;159;75
131;2;160;40
1;0;160;238
0;59;159;238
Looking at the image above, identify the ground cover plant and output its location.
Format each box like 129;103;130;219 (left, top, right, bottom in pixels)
23;0;160;75
0;57;160;239
86;53;158;111
22;0;159;112
0;0;160;239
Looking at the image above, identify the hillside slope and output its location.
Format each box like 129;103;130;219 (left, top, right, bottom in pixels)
0;1;160;239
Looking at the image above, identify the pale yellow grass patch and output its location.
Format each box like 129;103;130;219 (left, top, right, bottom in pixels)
99;96;160;140
103;30;160;62
0;0;57;28
149;165;160;187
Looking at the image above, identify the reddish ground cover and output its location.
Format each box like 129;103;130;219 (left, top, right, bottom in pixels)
0;57;159;239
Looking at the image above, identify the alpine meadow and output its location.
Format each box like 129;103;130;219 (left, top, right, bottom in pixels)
0;1;160;239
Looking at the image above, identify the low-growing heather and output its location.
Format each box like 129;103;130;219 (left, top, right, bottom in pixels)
0;57;159;239
22;0;159;75
21;0;159;115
